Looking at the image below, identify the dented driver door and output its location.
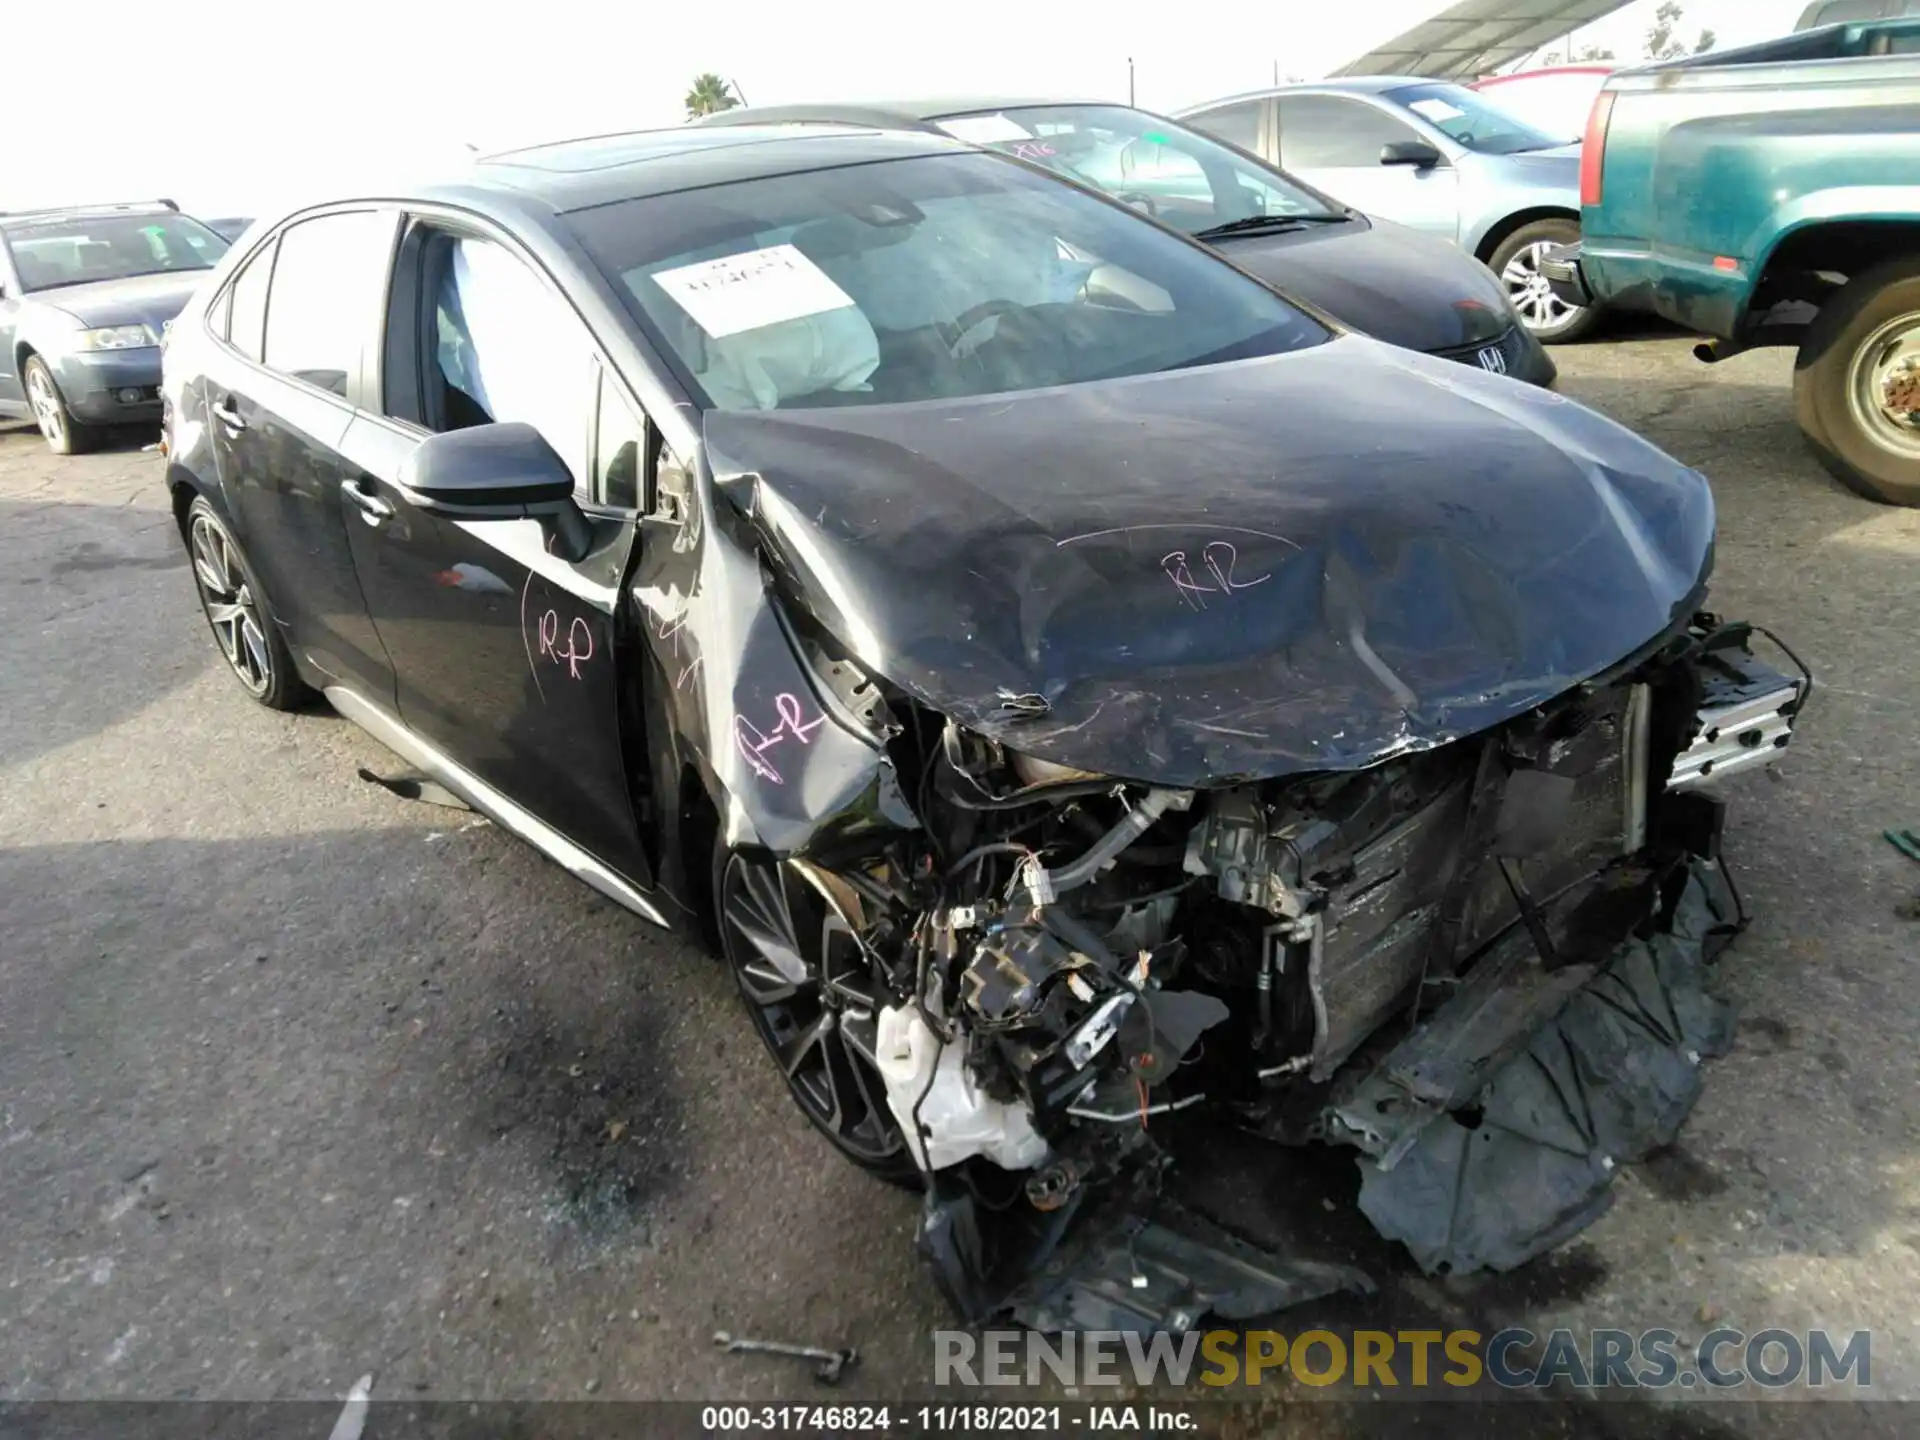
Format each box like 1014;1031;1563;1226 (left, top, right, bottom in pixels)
318;219;657;893
332;409;652;890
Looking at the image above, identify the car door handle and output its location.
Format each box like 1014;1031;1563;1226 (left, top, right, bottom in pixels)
212;396;246;432
341;479;394;523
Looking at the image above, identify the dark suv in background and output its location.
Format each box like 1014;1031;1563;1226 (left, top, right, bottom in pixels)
0;200;230;453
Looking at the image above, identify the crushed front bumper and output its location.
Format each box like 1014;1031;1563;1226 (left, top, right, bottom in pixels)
916;624;1808;1326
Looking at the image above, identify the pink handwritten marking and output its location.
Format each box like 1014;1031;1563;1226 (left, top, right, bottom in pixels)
1009;141;1057;161
1204;540;1271;595
1161;540;1270;612
519;570;545;704
652;604;704;690
536;610;595;679
1160;550;1216;611
733;692;827;786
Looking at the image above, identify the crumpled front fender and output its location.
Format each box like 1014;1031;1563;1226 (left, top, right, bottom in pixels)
630;471;917;858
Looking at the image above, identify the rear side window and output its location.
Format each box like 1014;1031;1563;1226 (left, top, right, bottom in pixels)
1186;100;1263;155
225;240;275;363
262;211;397;398
1278;96;1420;167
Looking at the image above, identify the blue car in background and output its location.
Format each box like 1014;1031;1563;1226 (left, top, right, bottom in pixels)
0;201;230;453
1180;78;1601;341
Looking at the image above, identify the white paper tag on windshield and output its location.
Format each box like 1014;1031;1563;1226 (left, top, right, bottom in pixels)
651;244;856;339
1407;97;1466;123
935;114;1034;144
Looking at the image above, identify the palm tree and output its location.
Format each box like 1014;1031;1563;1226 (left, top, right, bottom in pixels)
685;73;741;120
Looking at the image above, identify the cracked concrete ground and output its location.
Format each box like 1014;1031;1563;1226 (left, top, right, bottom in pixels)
1;334;1916;1435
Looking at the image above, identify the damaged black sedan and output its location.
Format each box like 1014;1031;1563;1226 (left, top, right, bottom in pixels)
160;123;1808;1333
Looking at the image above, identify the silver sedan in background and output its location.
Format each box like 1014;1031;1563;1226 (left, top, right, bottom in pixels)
1180;78;1602;341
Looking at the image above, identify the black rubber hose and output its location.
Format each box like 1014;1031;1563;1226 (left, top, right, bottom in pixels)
1046;789;1184;895
945;842;1036;879
1038;905;1126;972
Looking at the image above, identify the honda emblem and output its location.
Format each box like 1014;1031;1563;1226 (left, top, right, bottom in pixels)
1476;344;1508;375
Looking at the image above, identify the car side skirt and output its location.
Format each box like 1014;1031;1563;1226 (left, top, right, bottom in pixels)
323;684;672;930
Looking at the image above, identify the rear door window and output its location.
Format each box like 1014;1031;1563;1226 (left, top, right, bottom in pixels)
1278;96;1421;168
262;211;398;398
224;240;276;363
1186;100;1264;156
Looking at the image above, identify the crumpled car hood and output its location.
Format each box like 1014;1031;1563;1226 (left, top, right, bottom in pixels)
706;335;1714;787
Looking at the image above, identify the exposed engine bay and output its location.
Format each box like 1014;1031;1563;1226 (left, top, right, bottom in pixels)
757;615;1807;1331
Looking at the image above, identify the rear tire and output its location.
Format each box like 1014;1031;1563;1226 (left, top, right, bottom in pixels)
184;496;313;710
1490;219;1602;344
23;356;100;456
1793;256;1920;507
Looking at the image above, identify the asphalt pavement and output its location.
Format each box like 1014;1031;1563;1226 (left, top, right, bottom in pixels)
2;335;1917;1434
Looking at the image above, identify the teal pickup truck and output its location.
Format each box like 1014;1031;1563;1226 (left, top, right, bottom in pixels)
1546;18;1920;505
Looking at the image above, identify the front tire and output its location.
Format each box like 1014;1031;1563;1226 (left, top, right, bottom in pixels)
184;496;312;710
714;843;918;1185
1491;219;1601;344
23;356;100;456
1793;256;1920;507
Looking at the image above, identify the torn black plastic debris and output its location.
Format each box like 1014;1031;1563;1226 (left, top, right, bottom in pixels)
1354;857;1740;1274
918;1166;1372;1335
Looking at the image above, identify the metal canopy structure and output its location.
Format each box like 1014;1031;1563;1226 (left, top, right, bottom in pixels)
1334;0;1637;80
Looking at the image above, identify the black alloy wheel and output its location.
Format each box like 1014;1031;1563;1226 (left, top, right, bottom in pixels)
715;847;917;1183
184;496;311;710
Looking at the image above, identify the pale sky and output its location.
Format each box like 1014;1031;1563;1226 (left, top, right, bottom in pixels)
7;0;1806;219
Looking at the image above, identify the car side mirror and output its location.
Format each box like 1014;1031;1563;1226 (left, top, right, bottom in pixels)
399;422;592;560
1380;141;1442;169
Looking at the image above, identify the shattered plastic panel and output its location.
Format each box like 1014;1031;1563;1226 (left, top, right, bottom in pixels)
704;336;1716;786
1355;857;1741;1274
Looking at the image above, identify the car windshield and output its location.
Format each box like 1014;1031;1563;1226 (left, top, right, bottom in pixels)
1383;82;1567;155
1;213;230;292
569;151;1329;413
930;104;1348;232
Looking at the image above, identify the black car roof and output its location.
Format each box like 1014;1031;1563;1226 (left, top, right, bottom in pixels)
468;124;970;213
696;98;1112;132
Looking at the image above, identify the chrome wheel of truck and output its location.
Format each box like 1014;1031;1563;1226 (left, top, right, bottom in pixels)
1848;312;1920;458
1795;257;1920;507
